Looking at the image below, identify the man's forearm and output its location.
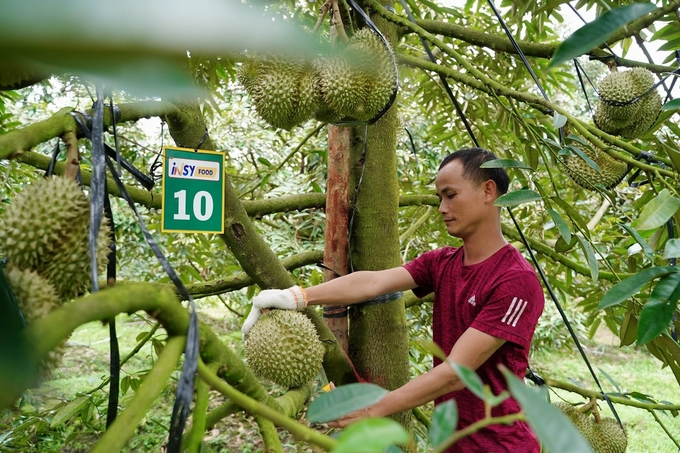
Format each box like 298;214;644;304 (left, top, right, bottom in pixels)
368;363;463;418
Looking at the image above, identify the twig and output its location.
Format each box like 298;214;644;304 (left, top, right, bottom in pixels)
186;362;215;453
255;415;284;453
650;409;680;449
312;0;332;34
197;359;337;451
62;131;80;181
331;0;350;44
433;413;524;453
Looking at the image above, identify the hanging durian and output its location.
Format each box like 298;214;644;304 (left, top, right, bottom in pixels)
4;265;66;379
593;68;661;139
561;141;628;190
0;176;111;300
317;28;397;121
245;309;325;388
553;401;627;453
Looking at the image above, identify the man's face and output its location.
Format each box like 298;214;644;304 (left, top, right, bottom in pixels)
435;159;492;238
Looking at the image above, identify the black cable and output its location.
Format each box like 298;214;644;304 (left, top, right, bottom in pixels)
45;139;61;178
104;191;120;428
567;3;620;58
397;0;479;147
508;208;623;429
109;97;122;176
573;59;593;113
404;128;419;167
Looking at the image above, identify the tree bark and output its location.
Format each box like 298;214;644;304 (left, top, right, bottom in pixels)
346;6;412;431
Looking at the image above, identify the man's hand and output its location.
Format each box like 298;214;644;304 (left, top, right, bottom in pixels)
327;407;370;428
241;286;308;338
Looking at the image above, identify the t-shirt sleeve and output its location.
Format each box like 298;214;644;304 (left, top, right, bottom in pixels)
403;249;441;299
470;270;545;349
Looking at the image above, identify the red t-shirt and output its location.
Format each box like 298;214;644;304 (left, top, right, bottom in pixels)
404;244;544;453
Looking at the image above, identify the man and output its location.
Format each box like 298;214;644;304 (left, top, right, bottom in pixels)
242;147;545;452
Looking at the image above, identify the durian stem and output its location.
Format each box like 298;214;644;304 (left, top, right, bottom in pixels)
185;362;215;453
650;409;680;450
432;413;524;453
196;359;338;451
546;377;680;411
90;336;186;453
331;0;350;43
62;130;80;181
255;415;284;453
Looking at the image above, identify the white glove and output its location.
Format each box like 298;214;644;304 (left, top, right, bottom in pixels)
241;286;308;339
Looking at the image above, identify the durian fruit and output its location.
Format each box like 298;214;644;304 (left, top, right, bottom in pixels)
237;56;314;130
553;402;628;453
593;68;662;139
0;176;112;300
561;141;628;190
38;217;111;300
0;61;48;91
245;309;325;388
0;177;90;270
5;265;67;379
318;28;397;121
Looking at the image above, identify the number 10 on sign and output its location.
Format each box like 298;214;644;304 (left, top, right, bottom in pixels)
161;147;225;234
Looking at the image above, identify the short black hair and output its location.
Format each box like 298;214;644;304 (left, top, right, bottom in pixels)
438;147;510;195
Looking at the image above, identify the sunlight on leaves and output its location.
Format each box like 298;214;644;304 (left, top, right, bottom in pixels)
634;189;680;231
494;189;542;207
598;266;680;310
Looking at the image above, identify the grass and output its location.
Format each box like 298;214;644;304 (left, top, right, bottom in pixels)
1;303;679;452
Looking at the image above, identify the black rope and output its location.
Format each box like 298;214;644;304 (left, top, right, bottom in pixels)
573;59;593;113
567;3;620;59
71;107;199;452
332;0;399;127
508;208;623;429
104;191;120;428
353;291;403;308
149;121;166;182
404;128;419;167
45;139;61;178
397;0;479;147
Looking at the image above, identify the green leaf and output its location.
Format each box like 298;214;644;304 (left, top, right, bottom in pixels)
50;396;89;428
418;340;448;361
620;224;654;261
502;368;595;453
449;363;485;401
551;197;590;236
565;145;600;173
598;368;622;395
547;208;571;244
480;159;533;170
663;98;680;110
553;112;568;129
428;400;457;448
664;238;680;259
598;266;679;310
637;273;680;344
257;157;272;167
634;189;680;231
494;189;542;207
332;418;409;453
576;234;599;281
307;383;388;423
637;298;678;345
549;2;656;68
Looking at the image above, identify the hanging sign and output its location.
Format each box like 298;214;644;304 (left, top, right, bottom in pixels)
161;147;225;234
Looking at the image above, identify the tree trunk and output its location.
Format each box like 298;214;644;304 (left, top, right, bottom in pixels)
347;9;412;431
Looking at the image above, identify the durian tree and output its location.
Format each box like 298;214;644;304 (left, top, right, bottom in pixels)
2;0;680;451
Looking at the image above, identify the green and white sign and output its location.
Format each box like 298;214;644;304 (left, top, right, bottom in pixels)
161;147;225;234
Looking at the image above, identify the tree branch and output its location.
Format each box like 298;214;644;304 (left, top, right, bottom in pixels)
546;377;680;411
197;360;337;451
0;101;180;161
255;415;284;453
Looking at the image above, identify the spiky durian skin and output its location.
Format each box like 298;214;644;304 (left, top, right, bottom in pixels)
593;68;661;139
554;403;628;453
0;177;90;270
245;310;325;388
238;56;311;130
291;63;322;126
318;28;397;121
561;141;628;190
5;265;66;379
39;217;111;300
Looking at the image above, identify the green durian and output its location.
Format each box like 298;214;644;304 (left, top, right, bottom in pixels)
0;177;90;270
318;28;397;121
245;309;325;388
554;402;628;453
38;217;111;300
5;265;66;379
561;141;628;190
0;61;48;91
593;68;661;139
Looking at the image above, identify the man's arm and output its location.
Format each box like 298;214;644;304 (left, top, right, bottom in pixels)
306;267;417;306
329;328;506;427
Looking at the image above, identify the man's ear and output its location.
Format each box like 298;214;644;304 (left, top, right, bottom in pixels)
482;179;497;201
